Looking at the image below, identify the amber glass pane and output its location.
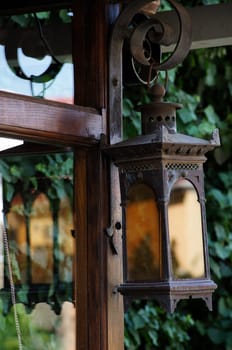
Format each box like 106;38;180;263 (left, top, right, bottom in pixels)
168;179;205;279
126;183;160;281
30;193;53;284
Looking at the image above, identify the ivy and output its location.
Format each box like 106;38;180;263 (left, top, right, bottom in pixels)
125;301;194;349
123;35;232;350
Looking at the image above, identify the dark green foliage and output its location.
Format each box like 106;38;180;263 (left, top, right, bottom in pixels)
0;300;60;350
123;33;232;350
125;301;194;350
0;152;73;205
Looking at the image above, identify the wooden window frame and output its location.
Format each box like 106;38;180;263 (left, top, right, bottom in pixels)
1;1;230;349
0;2;124;349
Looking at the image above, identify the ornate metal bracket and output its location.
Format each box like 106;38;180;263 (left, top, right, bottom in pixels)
109;0;192;144
130;0;192;70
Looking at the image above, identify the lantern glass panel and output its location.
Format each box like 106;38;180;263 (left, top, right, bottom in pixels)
126;183;161;281
168;179;205;279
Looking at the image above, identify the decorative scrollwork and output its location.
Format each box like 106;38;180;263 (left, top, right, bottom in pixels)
130;0;192;72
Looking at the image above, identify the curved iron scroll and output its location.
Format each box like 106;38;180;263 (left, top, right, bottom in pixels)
109;0;192;144
130;0;192;70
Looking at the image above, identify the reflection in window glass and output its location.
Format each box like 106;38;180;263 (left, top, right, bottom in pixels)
0;301;75;350
30;193;54;284
168;179;205;279
0;176;4;289
126;183;161;281
7;194;28;284
58;196;74;283
0;150;75;349
0;10;73;103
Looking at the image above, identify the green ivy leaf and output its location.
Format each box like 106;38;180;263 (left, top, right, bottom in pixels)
208;188;228;209
214;242;230;260
205;63;216;86
207;328;226;345
178;107;197;124
5;182;15;203
204;104;220;124
148;329;158;346
210;257;222;278
219;262;232;277
214;223;226;240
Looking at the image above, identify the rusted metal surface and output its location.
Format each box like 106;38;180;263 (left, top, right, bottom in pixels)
103;83;220;312
109;0;157;144
130;0;192;70
109;0;192;144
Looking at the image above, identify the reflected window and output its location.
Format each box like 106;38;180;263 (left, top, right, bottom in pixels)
168;179;205;279
126;183;161;281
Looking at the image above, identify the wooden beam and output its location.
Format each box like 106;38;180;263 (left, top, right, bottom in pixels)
0;91;105;146
157;3;232;51
1;3;231;67
190;3;232;49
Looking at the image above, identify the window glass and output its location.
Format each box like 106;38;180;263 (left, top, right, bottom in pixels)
0;142;75;350
0;10;73;103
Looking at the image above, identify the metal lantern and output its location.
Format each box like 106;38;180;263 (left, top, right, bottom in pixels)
104;83;220;312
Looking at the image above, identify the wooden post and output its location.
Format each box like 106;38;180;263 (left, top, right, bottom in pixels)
72;1;124;349
72;0;107;109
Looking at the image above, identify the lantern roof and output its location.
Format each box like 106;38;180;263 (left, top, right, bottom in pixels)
104;83;220;161
103;126;220;162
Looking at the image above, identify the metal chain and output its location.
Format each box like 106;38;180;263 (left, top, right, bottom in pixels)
131;56;159;86
2;225;23;350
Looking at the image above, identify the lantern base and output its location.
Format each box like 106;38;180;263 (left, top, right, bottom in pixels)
118;279;217;312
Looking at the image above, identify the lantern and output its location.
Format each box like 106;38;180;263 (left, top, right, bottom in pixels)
103;83;220;312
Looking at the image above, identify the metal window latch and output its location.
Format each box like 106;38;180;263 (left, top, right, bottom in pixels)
104;222;122;255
